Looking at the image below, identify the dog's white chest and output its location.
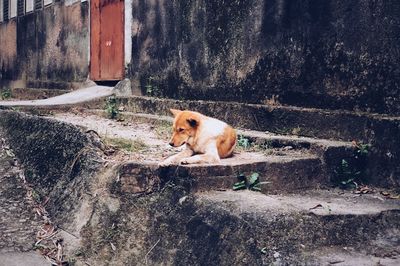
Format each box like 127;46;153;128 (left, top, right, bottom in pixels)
191;117;226;154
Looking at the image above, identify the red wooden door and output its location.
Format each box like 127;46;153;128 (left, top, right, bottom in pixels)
90;0;124;81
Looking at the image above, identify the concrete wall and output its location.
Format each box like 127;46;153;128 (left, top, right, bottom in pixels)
0;20;17;85
1;0;399;115
129;0;400;115
0;1;89;90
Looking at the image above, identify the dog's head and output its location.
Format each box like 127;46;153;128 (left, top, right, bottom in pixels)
168;109;199;147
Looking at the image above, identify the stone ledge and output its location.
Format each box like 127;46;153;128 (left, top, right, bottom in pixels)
116;154;324;195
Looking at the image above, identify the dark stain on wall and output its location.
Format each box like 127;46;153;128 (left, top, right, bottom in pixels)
1;2;89;89
131;0;400;115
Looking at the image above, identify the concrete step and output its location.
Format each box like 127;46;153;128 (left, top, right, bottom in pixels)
80;106;397;189
193;189;400;265
1;109;399;265
105;96;400;188
25;80;93;90
1;92;398;187
310;247;400;266
84;110;355;189
118;153;323;195
83;109;354;155
113;95;400;141
0;252;49;266
49;112;337;194
0;86;113;107
10;87;71;100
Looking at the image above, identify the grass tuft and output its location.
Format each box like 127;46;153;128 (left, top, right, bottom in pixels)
104;137;148;152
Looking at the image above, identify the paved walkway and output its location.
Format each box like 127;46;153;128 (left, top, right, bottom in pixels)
0;252;49;266
0;86;113;106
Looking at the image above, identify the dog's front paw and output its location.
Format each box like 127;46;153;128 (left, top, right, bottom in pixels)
158;160;173;167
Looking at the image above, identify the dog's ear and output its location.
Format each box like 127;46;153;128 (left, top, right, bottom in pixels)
170;109;181;117
187;118;198;128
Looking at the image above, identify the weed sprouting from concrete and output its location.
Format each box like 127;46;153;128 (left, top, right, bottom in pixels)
105;95;119;119
334;142;370;189
236;135;275;155
291;126;301;135
233;172;261;191
145;76;159;96
1;89;12;100
237;134;251;149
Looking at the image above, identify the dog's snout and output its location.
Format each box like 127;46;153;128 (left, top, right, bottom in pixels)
169;142;175;147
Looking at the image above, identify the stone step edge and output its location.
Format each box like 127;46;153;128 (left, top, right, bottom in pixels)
86;109;354;151
9;88;72;101
82;109;354;188
113;95;400;141
10;94;400;140
115;153;325;195
87;109;356;174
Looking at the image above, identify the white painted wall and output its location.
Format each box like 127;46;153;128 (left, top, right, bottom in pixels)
10;0;17;18
65;0;80;7
0;0;3;22
26;0;34;13
87;0;90;68
124;0;132;67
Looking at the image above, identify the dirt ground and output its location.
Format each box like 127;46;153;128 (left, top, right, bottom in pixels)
0;137;48;265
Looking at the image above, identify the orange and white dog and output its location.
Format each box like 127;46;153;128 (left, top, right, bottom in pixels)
160;109;237;165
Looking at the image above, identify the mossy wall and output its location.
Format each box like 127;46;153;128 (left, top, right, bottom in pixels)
0;1;89;90
130;0;400;115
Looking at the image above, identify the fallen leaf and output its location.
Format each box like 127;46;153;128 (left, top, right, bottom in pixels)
355;185;373;194
380;191;400;199
260;247;267;254
309;204;323;210
233;181;246;191
248;172;260;186
329;260;345;264
250;185;261;192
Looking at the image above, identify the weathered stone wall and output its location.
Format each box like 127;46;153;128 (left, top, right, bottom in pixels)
0;110;102;224
0;1;89;90
2;0;399;115
130;0;400;115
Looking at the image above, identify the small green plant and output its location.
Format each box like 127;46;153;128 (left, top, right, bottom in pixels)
237;134;251;149
105;95;119;119
333;142;370;189
334;159;360;188
31;189;42;202
354;142;369;158
291;126;301;135
1;89;12;100
233;172;261;192
145;76;159;96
